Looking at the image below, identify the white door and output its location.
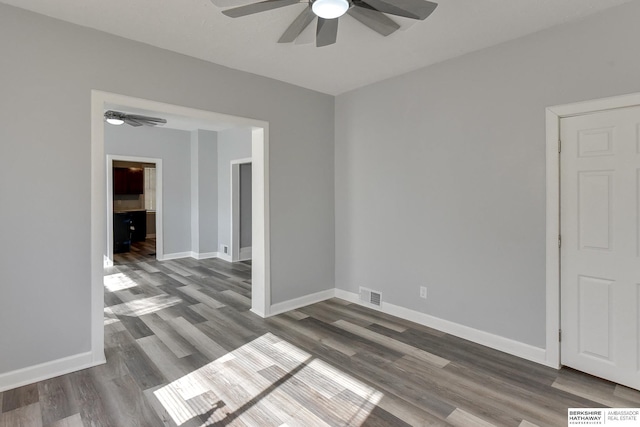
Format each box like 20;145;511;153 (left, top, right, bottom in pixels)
561;105;640;390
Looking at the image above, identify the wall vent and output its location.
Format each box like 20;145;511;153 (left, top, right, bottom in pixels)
359;287;382;307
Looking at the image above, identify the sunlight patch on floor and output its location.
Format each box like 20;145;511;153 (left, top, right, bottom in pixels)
108;295;182;317
103;307;120;326
104;272;139;292
154;333;383;426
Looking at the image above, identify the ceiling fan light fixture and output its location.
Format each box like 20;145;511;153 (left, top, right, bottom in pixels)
104;111;125;126
312;0;349;19
106;117;124;126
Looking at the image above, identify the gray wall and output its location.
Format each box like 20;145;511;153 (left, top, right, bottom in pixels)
196;130;219;255
109;126;219;257
106;125;192;255
240;163;252;249
217;128;252;253
335;0;640;348
0;3;334;375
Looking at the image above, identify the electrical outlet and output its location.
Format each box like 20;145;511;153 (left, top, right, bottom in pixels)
420;286;427;299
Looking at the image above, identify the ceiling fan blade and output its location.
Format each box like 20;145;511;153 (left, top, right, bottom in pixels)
222;0;299;18
124;118;144;127
348;6;400;36
279;6;315;43
210;0;252;7
358;0;437;20
126;114;167;125
316;17;338;47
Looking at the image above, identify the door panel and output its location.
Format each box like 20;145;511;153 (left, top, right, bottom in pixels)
577;275;613;361
578;171;613;251
561;105;640;390
577;127;614;157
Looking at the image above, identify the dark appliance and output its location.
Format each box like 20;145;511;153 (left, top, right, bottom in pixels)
113;213;133;253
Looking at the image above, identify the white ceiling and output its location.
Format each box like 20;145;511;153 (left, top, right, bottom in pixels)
2;0;632;95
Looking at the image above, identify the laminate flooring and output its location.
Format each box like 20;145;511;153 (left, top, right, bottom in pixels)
113;239;157;265
2;257;639;426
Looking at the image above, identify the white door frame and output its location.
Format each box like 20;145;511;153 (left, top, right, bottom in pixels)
91;90;271;364
105;155;163;266
545;91;640;369
230;158;252;262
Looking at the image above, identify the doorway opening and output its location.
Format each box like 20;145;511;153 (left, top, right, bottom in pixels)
91;91;271;364
106;155;162;266
231;158;252;262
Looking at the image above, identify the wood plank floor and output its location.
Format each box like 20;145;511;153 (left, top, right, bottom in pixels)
2;257;639;426
113;239;157;265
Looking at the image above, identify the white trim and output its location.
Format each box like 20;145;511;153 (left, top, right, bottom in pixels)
106;155;163;264
159;251;193;261
216;252;233;263
548;92;640;118
239;246;252;261
250;127;270;316
545;108;561;369
269;289;336;317
192;251;219;260
90;93;106;366
335;289;549;367
231;162;240;261
231;158;253;262
154;251;223;261
92;91;271;380
545;91;640;370
103;255;113;268
0;351;105;393
190;133;200;255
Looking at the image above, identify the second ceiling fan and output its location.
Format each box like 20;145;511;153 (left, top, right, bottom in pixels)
220;0;438;47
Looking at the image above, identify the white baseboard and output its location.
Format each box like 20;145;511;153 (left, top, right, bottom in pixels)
217;252;233;262
239;246;252;261
269;289;336;317
334;289;549;367
156;251;229;262
158;251;192;261
0;351;106;393
192;251;219;260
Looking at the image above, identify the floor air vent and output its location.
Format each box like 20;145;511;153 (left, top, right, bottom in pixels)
359;287;382;307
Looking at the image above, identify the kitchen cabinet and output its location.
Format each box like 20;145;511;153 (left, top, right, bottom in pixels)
113;167;144;195
113;168;128;194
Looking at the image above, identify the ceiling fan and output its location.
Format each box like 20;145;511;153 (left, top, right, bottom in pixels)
104;110;167;127
219;0;438;47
